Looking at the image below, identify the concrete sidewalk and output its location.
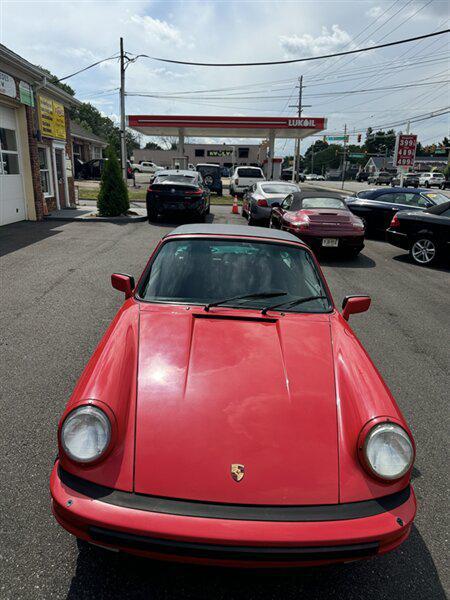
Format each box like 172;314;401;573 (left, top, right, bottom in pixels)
45;206;147;222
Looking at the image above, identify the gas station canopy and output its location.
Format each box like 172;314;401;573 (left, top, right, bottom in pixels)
127;114;327;178
127;115;327;139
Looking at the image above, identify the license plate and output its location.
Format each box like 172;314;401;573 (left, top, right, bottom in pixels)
322;238;339;247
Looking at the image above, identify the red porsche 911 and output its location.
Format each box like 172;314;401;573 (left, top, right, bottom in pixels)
50;224;416;568
270;193;365;257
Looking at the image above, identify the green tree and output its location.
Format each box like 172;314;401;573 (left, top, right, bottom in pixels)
37;66;75;96
145;141;163;150
97;147;129;217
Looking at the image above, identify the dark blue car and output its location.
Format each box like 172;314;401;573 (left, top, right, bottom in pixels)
345;187;449;232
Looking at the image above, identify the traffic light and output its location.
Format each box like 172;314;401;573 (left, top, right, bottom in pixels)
357;134;362;143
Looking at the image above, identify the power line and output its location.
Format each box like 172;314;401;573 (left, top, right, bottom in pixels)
130;29;449;67
58;54;119;82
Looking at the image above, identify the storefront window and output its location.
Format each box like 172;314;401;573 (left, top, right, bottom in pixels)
38;147;52;196
0;127;20;175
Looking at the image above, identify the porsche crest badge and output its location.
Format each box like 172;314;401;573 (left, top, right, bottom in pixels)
231;463;245;482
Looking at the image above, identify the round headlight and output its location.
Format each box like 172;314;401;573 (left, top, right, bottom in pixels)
364;423;413;480
61;406;111;463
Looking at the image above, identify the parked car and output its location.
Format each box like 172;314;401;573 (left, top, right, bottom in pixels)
440;178;450;190
146;170;210;222
230;166;265;196
188;163;196;171
73;157;84;179
79;158;107;180
345;188;449;232
242;181;299;225
281;168;305;182
221;166;230;177
195;163;223;195
356;171;369;182
419;172;445;188
386;200;450;266
367;171;393;185
131;160;163;174
50;223;416;567
391;172;420;187
270;193;365;257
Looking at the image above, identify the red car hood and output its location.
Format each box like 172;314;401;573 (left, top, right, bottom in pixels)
134;305;338;504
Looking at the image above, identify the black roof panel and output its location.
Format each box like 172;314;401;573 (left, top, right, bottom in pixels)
165;223;301;243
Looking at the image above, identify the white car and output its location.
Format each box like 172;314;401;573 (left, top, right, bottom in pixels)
419;172;445;188
305;173;324;181
131;161;163;174
230;166;265;196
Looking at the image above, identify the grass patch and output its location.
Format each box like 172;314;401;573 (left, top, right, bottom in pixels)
78;190;240;205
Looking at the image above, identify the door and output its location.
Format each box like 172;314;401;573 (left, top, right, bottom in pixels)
0;105;26;225
271;194;292;228
54;149;66;208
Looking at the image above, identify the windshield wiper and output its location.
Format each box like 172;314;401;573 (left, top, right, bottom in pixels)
261;294;328;315
204;291;287;312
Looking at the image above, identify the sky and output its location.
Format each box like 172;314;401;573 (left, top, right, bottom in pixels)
0;0;448;156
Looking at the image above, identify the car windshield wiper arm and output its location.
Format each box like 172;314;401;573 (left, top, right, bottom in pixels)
204;291;287;312
261;295;328;315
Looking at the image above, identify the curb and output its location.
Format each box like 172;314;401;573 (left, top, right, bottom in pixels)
45;214;148;223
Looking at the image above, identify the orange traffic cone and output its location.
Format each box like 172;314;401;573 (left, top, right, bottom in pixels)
232;195;239;214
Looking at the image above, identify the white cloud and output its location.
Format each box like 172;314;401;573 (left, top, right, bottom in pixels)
366;6;384;18
279;25;355;57
129;15;184;47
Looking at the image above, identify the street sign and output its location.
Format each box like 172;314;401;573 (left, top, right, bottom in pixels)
393;133;417;168
326;135;349;142
349;153;366;158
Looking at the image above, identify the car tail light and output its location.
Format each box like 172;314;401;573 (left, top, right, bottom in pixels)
390;214;400;228
291;214;310;231
185;189;202;195
256;199;268;207
352;218;365;230
147;185;154;192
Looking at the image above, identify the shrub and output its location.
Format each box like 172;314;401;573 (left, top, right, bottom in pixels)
97;147;129;217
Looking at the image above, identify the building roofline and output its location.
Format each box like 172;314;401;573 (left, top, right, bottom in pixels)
0;43;81;107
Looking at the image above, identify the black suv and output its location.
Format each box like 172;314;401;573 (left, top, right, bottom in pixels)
195;164;223;195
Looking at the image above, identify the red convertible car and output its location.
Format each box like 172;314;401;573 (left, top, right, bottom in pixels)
50;224;416;567
270;193;365;256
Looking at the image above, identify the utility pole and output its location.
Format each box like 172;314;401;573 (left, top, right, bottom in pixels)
119;37;127;182
289;76;311;183
341;124;347;190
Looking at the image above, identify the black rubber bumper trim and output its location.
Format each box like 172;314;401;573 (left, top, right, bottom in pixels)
89;526;379;561
59;467;411;522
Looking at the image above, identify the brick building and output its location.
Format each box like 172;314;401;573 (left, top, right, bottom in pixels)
0;43;80;225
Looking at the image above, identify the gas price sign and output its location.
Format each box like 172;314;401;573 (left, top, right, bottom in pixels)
394;134;417;168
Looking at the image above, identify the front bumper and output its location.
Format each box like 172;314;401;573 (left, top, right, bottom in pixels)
50;462;416;567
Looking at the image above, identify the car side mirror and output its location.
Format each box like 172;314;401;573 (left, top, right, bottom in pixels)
342;295;371;321
111;273;135;299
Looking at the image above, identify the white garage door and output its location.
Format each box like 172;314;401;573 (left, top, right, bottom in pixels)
0;105;26;225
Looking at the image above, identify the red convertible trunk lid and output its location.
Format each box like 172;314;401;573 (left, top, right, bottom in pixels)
134;306;338;505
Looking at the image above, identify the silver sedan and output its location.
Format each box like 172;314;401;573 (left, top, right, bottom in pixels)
242;181;300;226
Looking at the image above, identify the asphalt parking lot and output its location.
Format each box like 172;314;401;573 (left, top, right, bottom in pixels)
1;205;448;600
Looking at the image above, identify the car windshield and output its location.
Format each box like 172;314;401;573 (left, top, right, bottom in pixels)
139;239;331;313
237;168;263;178
155;175;197;184
422;192;448;205
261;184;298;194
301;197;346;209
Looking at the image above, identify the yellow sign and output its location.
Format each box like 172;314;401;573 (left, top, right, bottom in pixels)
38;95;66;140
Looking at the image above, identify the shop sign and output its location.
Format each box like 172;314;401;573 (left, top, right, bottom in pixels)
38;95;66;140
207;149;233;157
0;71;17;98
19;81;34;107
